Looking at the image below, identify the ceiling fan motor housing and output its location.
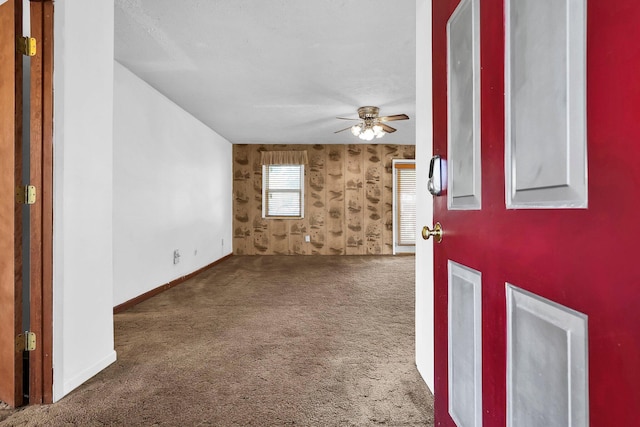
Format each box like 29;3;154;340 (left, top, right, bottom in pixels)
334;106;408;136
358;106;380;119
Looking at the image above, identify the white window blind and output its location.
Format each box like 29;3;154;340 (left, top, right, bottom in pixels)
396;166;416;246
262;165;304;218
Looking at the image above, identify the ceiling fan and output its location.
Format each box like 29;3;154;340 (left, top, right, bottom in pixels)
334;106;409;141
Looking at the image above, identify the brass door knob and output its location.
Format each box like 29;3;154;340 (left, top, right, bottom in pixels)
422;222;443;243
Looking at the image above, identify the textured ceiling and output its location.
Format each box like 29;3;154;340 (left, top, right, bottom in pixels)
114;0;416;145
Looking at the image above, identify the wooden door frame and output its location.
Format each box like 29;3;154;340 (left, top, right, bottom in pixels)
0;0;52;407
27;0;53;404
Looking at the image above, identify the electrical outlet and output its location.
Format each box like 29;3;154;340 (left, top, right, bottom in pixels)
173;249;180;265
305;235;310;242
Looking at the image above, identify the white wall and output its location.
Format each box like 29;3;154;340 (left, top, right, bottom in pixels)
53;0;117;401
415;0;434;392
112;62;233;307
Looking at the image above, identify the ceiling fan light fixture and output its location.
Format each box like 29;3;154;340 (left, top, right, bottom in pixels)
334;106;409;140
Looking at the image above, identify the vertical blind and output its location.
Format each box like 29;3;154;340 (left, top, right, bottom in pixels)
396;165;416;246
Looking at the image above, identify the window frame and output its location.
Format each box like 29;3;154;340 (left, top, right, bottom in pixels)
392;159;416;254
261;164;305;219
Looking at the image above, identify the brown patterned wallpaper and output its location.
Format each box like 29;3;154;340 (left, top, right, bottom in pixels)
232;144;415;255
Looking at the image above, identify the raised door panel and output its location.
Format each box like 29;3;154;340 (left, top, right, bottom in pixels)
506;285;588;427
505;0;587;208
447;0;481;210
448;261;482;427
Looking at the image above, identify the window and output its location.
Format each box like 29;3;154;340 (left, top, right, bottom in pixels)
393;160;416;253
262;164;305;218
260;150;308;219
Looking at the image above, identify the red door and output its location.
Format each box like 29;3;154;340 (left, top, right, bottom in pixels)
0;0;23;407
432;0;640;425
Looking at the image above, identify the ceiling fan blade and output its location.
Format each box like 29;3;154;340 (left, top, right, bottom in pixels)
378;114;409;122
380;123;397;133
334;126;354;134
336;117;360;121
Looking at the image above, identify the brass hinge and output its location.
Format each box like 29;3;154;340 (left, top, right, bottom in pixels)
16;185;36;205
16;332;36;352
17;36;37;57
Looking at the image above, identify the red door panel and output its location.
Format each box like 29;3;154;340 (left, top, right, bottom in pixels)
432;0;640;425
0;0;23;408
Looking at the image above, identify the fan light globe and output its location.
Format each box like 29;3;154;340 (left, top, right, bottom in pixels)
363;128;375;141
351;124;362;136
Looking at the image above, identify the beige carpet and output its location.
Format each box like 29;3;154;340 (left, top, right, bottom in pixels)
1;255;434;426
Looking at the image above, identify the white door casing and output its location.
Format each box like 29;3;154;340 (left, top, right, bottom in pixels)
414;0;435;392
